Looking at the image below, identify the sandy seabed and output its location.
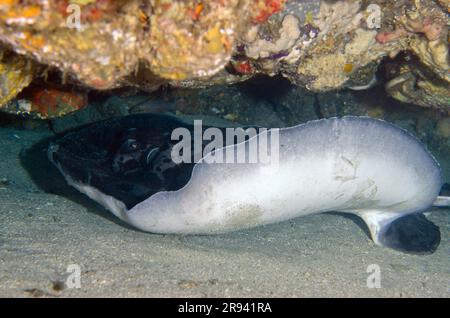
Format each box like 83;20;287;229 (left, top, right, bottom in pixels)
0;127;449;297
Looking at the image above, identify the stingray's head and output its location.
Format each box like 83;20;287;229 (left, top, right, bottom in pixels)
49;125;166;178
48;114;195;211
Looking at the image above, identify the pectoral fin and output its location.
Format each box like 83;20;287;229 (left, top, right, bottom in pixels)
356;211;441;255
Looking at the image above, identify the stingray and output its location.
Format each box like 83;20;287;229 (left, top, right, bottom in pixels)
48;114;449;254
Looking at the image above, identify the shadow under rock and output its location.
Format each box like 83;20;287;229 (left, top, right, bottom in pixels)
19;136;137;231
236;74;293;102
440;183;450;196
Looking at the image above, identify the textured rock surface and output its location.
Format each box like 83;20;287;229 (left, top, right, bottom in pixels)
0;0;448;119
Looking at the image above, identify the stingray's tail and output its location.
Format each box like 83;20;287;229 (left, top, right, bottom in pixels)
433;196;450;207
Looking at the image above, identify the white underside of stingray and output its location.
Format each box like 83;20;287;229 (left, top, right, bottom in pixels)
53;117;448;249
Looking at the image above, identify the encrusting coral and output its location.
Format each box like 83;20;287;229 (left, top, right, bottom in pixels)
0;0;448;118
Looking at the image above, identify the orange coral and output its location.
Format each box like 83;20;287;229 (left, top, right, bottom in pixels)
343;63;354;73
0;0;42;24
28;87;87;118
187;2;204;21
252;0;286;24
233;61;253;74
